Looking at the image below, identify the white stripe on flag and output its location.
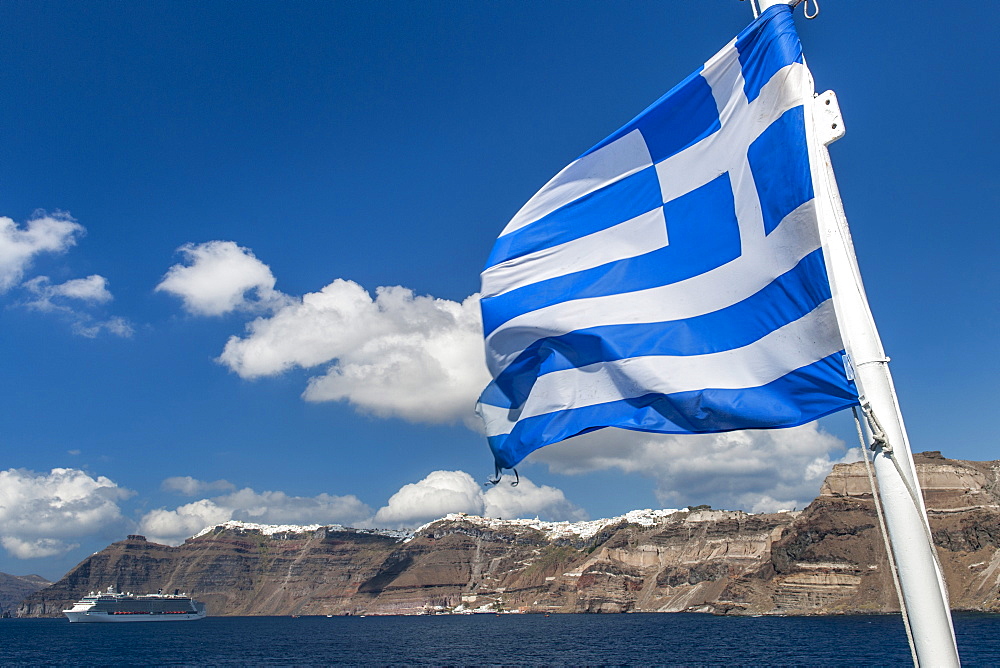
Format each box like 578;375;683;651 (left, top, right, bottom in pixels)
500;129;653;236
481;206;668;299
479;299;842;435
484;198;820;375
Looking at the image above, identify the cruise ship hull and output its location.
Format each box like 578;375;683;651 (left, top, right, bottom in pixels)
65;610;207;623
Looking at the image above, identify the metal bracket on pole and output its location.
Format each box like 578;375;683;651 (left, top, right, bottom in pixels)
814;91;845;145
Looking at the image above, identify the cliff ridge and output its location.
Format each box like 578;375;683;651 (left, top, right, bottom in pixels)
19;453;1000;617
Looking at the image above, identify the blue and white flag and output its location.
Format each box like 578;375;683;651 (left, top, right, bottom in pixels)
477;5;859;471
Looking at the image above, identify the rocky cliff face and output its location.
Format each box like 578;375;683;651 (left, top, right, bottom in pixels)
719;451;1000;615
0;572;50;616
19;453;1000;617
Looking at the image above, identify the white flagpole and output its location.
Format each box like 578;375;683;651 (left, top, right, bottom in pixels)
748;1;961;665
790;22;961;668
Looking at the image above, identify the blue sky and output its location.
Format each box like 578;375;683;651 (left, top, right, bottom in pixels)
1;1;997;580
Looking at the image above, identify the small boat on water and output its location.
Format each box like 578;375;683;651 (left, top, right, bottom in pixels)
63;586;207;623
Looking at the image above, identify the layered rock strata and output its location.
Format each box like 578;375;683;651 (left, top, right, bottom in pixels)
0;572;50;616
19;453;1000;617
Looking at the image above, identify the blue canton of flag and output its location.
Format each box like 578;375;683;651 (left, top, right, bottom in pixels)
477;5;859;471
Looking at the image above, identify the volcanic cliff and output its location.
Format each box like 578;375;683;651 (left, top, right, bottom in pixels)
0;572;50;617
18;453;1000;617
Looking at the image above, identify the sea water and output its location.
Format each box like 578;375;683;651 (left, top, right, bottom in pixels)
1;613;998;666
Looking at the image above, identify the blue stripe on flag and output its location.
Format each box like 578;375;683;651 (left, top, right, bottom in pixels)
748;105;812;235
736;4;803;104
485;166;662;270
487;353;857;469
484;248;832;409
481;172;739;336
582;68;721;165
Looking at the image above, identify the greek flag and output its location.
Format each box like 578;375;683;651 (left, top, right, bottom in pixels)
477;5;859;471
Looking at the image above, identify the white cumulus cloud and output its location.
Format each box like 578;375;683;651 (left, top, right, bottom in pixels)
0;212;84;292
0;468;133;559
160;241;491;425
529;423;858;513
373;470;485;527
23;274;113;309
73;316;135;338
161;476;237;496
1;536;71;559
20;274;133;338
138;486;373;545
483;475;587;522
371;470;585;529
139;499;233;546
156;240;288;316
219;280;490;425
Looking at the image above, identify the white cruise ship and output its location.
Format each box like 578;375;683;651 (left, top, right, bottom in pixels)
63;586;207;623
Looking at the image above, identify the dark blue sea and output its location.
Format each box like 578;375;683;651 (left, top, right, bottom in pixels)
1;613;997;666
